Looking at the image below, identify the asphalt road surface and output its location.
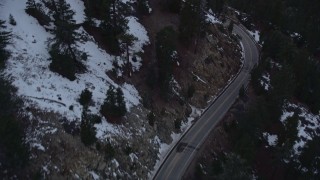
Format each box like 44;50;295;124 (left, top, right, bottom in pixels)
153;24;259;180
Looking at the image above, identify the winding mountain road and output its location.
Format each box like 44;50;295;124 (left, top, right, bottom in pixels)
153;23;259;180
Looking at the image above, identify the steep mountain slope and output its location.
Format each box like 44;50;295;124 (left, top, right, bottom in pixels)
0;0;243;179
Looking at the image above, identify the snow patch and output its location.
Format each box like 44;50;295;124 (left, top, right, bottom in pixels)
263;132;278;147
89;171;100;180
68;0;86;24
31;143;45;151
94;119;119;140
206;13;222;24
281;102;320;155
126;16;150;71
239;41;245;63
191;71;207;84
248;30;260;43
0;0;141;122
260;73;271;91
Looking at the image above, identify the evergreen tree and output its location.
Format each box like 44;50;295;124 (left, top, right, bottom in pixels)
228;21;234;33
156;26;177;99
80;111;97;146
25;0;49;26
118;33;137;68
8;14;16;26
299;136;320;178
48;0;85;80
99;0;129;54
0;19;11;68
79;88;92;107
147;111;155;126
100;85;127;119
50;0;79;54
179;0;206;43
137;0;151;15
105;85;116;112
0;77;29;173
187;84;195;98
215;153;253;180
0;28;28;170
116;87;127;116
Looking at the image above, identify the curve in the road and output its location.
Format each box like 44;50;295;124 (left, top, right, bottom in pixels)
153;23;259;180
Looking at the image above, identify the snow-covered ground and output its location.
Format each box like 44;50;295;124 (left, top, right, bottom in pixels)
281;102;320;155
206;9;222;24
68;0;86;24
0;0;148;123
125;16;150;71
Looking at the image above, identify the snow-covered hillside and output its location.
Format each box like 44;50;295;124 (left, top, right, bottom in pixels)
0;0;148;123
0;0;158;178
0;0;242;179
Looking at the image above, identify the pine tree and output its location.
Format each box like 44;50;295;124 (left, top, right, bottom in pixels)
99;0;129;54
0;77;29;171
48;0;85;80
179;0;206;43
25;0;49;26
106;85;116;112
118;33;137;73
0;19;11;68
156;26;177;99
80;111;97;146
100;85;116;117
79;88;92;107
100;85;127;119
137;0;151;15
215;153;253;179
8;14;16;26
116;87;127;116
50;0;79;53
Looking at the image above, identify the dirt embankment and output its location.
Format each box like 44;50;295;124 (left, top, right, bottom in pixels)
131;0;243;144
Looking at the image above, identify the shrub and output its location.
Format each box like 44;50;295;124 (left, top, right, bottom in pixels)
156;27;177;99
228;22;234;33
9;14;16;26
80;111;97;146
123;145;133;155
174;118;182;130
147;112;155;126
187;84;195;98
138;0;151;15
79;89;92;106
81;52;88;61
25;4;50;26
105;142;115;160
100;86;127;119
239;85;245;98
49;49;77;81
